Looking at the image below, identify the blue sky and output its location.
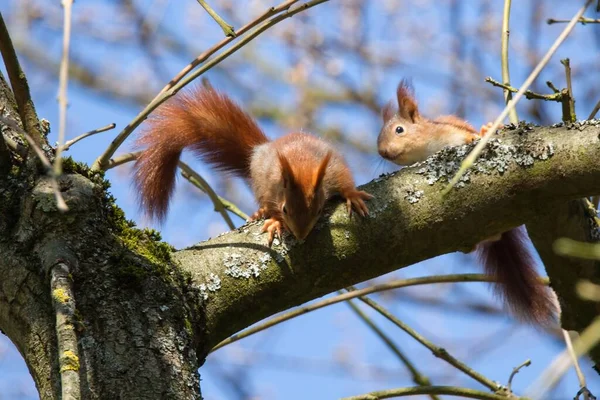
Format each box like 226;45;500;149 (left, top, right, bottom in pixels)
1;1;600;399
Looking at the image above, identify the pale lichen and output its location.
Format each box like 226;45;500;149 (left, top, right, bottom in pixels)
413;123;557;188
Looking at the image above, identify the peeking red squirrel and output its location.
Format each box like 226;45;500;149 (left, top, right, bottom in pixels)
133;86;372;246
377;79;556;325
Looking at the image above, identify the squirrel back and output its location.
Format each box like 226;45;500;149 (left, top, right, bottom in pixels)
378;78;556;324
133;86;269;221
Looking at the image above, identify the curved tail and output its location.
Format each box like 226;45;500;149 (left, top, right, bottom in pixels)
476;227;557;325
133;86;269;221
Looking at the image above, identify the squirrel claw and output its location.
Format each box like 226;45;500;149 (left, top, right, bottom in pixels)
261;217;283;247
249;207;268;222
345;190;374;217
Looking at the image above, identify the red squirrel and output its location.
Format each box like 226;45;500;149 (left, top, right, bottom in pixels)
377;79;556;324
133;85;372;246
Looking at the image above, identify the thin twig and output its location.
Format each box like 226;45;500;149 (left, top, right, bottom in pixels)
561;58;576;122
588;98;600;120
102;150;247;221
525;316;600;400
105;151;139;170
547;17;600;25
178;160;235;229
0;116;68;211
343;294;439;400
61;123;116;152
507;359;531;393
341;385;513;400
547;81;561;93
54;0;74;176
553;238;600;260
210;273;547;353
356;294;501;392
91;0;326;172
179;163;248;222
443;0;594;195
0;133;26;156
562;330;587;397
50;263;81;399
196;0;236;37
485;77;563;101
0;12;44;147
501;0;518;124
159;0;299;96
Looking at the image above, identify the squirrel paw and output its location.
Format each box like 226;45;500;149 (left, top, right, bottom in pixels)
261;217;284;247
479;122;504;137
345;190;374;217
248;207;268;222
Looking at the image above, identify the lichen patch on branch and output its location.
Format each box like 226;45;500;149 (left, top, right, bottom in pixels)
414;124;557;188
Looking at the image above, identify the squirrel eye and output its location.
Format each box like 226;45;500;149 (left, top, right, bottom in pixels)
395;126;405;134
283;205;288;215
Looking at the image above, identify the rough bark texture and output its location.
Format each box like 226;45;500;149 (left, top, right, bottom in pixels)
2;64;600;396
527;199;600;363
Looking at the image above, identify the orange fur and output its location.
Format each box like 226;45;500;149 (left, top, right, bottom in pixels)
134;86;268;221
377;77;556;324
133;86;372;246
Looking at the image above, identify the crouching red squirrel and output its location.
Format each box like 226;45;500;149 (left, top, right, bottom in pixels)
133;85;372;246
377;79;556;324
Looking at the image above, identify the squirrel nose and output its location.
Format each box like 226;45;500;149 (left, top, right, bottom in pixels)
378;148;391;160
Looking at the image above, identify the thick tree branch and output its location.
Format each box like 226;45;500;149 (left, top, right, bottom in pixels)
172;122;600;354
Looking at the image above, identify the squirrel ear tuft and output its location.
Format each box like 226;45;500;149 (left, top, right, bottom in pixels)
312;151;332;191
278;152;295;188
396;78;420;123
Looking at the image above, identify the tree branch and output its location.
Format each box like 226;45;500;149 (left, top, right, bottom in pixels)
172;123;600;355
0;12;44;147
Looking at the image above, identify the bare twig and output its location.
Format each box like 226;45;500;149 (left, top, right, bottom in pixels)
507;359;531;393
588;99;600;120
105;151;139;170
562;330;587;398
159;0;300;96
101;150;247;221
61;123;116;152
196;0;236;37
526;316;600;400
0;12;44;146
356;294;501;392
561;58;576;122
343;294;439;400
178;160;235;229
501;0;518;124
486;77;563;101
0;133;26;157
50;262;81;399
210;273;537;353
91;0;327;172
547;17;600;25
54;0;74;176
553;238;600;260
341;386;512;400
0;116;68;211
444;0;594;195
179;164;249;222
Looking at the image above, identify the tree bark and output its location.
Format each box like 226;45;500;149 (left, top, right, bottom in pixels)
2;63;600;396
